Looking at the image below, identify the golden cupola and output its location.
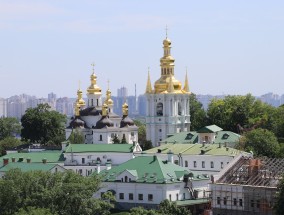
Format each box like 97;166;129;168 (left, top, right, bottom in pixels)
154;36;183;94
75;87;86;116
122;102;128;116
105;84;114;106
87;65;102;95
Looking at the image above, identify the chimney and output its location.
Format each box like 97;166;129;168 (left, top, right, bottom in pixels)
96;161;101;173
167;150;174;164
12;157;16;162
42;158;47;164
106;161;112;170
153;155;157;161
3;158;9;166
27;158;31;163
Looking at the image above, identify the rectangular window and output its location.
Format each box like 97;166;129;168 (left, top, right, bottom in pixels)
119;193;124;200
148;194;153;201
185;161;188;167
217;197;220;205
211;161;214;168
202;161;205;168
174;160;179;165
257;200;260;208
138;194;143;201
82;158;85;164
129;193;133;200
239;199;243;206
194;161;197;168
233;198;237;206
251;200;254;207
223;197;227;205
221;162;224;169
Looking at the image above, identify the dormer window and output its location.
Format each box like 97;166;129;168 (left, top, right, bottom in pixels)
222;133;229;139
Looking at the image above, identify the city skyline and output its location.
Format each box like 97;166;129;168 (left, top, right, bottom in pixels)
1;1;284;98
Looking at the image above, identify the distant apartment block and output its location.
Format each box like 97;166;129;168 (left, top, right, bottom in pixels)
0;98;7;117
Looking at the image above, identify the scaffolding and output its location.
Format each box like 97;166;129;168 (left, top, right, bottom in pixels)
210;157;284;215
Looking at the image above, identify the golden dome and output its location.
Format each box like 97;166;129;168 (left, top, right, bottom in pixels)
154;75;182;94
102;103;108;116
163;38;171;46
87;66;102;95
122;102;128;116
105;88;114;106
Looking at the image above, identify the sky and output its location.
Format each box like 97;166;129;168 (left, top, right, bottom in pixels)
0;0;284;98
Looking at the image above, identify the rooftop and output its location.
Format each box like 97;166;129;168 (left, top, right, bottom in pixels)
65;143;135;153
0;162;60;172
144;143;244;157
99;156;209;184
217;157;284;187
0;150;64;166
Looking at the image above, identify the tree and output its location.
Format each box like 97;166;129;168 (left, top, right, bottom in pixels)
121;135;127;144
159;199;192;215
133;119;152;150
189;94;207;131
21;103;66;145
238;128;280;157
0;169;113;215
275;177;284;215
68;128;85;144
0;137;22;156
207;94;275;133
0;117;21;140
112;134;120;144
14;207;55;215
130;206;158;215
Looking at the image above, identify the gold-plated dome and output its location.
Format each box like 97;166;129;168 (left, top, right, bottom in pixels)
74;86;86;116
122;102;128;116
102;103;108;116
105;88;114;106
87;65;102;95
152;36;185;94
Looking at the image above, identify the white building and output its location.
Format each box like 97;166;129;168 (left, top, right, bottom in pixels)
142;143;251;178
0;98;7;117
95;155;210;210
145;35;191;146
65;66;138;144
63;142;142;176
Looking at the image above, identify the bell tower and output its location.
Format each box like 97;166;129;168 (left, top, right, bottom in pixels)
145;32;191;146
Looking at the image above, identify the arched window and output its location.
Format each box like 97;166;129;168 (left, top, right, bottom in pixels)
185;161;188;167
125;176;128;182
156;102;163;116
178;102;182;115
99;135;102;141
169;194;172;201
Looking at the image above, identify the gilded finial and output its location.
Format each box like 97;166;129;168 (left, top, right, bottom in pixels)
145;67;153;94
165;25;168;38
183;67;190;93
91;63;95;73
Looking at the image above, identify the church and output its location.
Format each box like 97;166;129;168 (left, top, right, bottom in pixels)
65;67;138;144
145;34;191;146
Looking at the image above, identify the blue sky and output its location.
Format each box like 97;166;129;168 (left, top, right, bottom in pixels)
0;0;283;98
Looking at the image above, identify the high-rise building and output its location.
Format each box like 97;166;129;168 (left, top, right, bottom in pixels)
117;86;128;98
145;35;191;146
0;98;7;117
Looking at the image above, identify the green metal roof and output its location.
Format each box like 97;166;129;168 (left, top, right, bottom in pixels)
161;131;240;145
0;162;59;172
176;198;209;206
197;125;223;133
0;151;64;166
65;144;135;153
99;156;208;184
145;143;243;156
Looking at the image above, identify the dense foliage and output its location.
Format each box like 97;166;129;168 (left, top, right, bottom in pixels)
189;94;207;131
0;137;22;156
0;117;21;140
133;119;152;150
129;200;191;215
21;103;66;145
0;169;113;215
68;128;85;144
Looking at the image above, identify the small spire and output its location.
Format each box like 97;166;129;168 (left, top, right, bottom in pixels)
78;80;81;89
91;63;95;73
183;67;190;93
168;75;174;93
165;25;168;38
145;67;153;94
